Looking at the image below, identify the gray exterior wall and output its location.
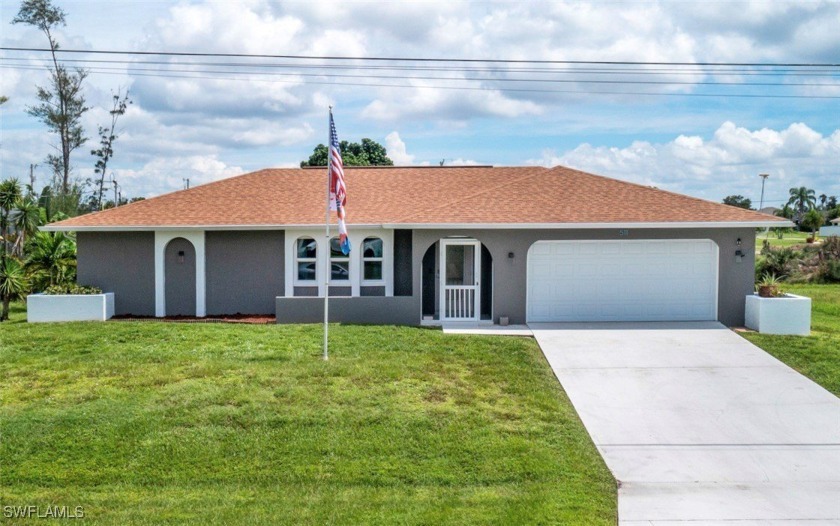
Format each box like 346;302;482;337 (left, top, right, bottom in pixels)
206;231;284;315
276;296;418;325
77;227;756;326
411;228;756;327
393;229;413;296
76;232;155;316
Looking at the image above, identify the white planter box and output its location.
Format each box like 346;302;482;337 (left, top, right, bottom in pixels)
27;292;115;323
745;293;811;335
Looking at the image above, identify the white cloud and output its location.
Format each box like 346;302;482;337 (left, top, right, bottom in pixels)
530;122;840;203
384;132;414;165
114;155;244;198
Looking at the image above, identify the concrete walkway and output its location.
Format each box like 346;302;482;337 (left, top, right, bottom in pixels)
530;321;840;524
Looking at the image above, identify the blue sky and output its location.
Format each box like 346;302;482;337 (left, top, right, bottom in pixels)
1;0;838;207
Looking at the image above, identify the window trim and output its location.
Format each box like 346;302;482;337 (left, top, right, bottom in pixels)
293;236;318;286
284;228;394;297
361;236;385;285
329;236;351;283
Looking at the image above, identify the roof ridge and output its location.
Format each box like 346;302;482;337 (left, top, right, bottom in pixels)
550;165;786;222
393;167;549;223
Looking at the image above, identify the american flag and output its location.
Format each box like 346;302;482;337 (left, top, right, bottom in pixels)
328;111;351;255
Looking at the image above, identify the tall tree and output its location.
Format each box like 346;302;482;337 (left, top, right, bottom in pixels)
10;196;43;257
92;90;131;210
300;138;394;167
819;193;828;210
722;195;752;209
13;0;89;194
0;178;23;256
787;186;817;221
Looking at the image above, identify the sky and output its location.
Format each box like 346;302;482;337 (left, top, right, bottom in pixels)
1;0;838;208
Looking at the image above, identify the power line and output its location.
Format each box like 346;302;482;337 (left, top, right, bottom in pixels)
2;59;834;87
3;63;837;99
2;55;837;76
3;46;839;67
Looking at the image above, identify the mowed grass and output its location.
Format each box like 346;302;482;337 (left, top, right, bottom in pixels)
741;284;840;396
0;303;615;525
754;230;814;254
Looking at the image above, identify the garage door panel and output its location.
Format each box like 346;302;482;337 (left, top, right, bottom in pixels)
527;240;718;322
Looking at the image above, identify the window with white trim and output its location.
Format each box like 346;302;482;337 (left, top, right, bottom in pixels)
295;237;317;283
329;237;350;282
362;237;384;282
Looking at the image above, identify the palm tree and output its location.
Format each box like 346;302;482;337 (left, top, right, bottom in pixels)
0;178;22;256
787;186;817;223
25;231;76;291
819;194;828;210
0;256;28;321
10;197;43;257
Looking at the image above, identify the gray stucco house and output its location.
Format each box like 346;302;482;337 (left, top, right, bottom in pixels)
46;165;787;326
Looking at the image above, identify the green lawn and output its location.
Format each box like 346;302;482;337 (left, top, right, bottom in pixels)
754;230;813;254
0;303;615;525
740;284;840;396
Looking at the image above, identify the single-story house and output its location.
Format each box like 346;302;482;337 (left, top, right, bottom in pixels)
821;217;840;237
45;165;788;326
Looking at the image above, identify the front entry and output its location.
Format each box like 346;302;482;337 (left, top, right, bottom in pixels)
440;239;481;321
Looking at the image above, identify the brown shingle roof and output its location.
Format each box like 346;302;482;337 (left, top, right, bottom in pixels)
48;165;787;229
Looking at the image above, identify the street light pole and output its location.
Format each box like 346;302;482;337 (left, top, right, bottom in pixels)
759;173;769;210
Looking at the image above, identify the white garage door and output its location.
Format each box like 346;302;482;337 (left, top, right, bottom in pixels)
527;240;718;322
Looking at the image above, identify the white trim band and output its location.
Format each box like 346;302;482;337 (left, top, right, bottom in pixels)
44;220;792;232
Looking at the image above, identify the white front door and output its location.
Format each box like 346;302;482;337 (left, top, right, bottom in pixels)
440;239;481;321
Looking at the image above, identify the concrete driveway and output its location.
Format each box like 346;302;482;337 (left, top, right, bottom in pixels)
530;321;840;524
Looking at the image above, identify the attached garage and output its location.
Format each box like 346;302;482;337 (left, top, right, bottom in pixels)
527;239;718;322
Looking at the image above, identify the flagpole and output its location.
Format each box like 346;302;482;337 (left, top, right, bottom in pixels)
323;107;331;361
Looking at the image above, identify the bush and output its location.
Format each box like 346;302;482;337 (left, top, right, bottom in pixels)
821;261;840;283
42;284;102;295
817;237;840;283
756;246;800;281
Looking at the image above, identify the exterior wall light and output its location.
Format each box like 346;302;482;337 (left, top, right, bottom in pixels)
508;252;515;259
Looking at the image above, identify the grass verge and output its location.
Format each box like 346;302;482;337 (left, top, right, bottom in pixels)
0;302;615;525
740;284;840;396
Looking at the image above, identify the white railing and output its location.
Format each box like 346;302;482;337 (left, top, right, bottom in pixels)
444;286;476;319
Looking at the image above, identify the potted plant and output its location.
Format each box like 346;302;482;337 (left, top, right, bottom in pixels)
746;273;811;335
757;273;783;298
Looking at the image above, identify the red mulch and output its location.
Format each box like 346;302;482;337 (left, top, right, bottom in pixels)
111;314;275;324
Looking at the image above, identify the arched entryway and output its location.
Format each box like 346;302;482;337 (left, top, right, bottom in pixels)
165;237;196;316
421;239;493;321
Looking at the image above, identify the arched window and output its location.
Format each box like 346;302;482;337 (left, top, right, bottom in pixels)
330;237;350;282
362;237;383;282
295;237;317;283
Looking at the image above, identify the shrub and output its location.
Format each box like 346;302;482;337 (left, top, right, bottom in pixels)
817;237;840;283
822;261;840;283
42;284;102;295
755;246;800;281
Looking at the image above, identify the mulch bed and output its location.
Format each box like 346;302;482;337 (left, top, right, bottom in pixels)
111;314;275;324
